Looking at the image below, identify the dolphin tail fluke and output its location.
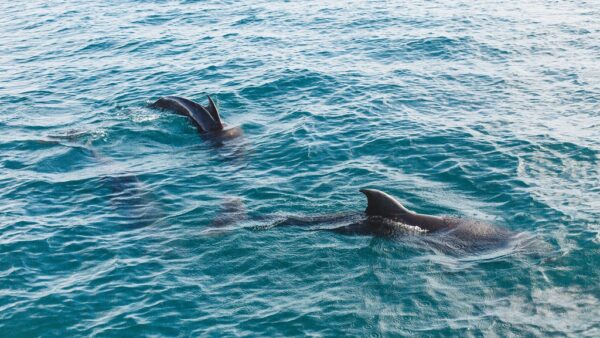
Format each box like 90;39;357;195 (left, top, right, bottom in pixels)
149;97;187;116
360;188;411;217
206;96;224;130
150;96;223;133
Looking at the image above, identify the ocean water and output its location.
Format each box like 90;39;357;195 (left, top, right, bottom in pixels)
1;0;599;336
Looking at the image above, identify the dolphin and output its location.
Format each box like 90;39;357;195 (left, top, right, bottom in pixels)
346;189;508;238
46;130;162;229
270;188;513;251
150;96;242;139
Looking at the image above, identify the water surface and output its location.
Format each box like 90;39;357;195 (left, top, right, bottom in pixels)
1;0;599;336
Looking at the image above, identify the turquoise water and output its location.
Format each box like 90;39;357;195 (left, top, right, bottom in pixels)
1;0;599;336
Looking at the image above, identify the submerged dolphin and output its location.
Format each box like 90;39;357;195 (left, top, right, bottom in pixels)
150;96;242;139
46;131;162;229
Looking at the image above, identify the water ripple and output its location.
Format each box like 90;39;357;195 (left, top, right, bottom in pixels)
1;0;599;336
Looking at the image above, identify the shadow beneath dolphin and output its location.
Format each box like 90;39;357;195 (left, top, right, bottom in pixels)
100;174;163;230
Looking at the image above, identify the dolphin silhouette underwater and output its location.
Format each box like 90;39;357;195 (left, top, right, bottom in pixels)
235;189;514;252
45;131;162;228
150;96;242;139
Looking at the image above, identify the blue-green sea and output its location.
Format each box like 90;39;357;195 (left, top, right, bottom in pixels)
1;1;599;336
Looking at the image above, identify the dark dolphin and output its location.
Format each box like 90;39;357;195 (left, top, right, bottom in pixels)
46;131;162;229
150;96;242;139
270;188;513;251
348;189;508;240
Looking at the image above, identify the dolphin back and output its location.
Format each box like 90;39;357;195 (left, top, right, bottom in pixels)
151;96;223;132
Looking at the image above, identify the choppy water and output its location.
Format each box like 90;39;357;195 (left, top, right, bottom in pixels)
1;0;599;336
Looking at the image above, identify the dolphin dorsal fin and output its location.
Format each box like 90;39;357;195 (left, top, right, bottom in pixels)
360;189;411;218
206;96;223;129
